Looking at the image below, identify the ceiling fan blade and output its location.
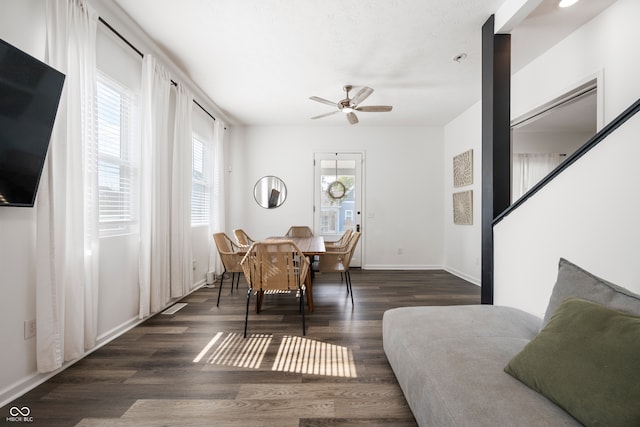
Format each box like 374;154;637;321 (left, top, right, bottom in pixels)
346;112;359;125
351;86;373;105
309;96;337;107
356;105;393;112
311;110;340;120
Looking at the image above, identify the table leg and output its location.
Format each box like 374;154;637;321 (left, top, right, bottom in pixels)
256;290;264;313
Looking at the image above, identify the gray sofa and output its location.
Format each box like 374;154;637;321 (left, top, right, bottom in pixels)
383;258;640;427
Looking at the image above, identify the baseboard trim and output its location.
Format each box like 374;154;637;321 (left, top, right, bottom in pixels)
444;266;481;286
363;264;443;270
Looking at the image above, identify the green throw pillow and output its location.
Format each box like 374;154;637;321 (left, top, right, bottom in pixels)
505;297;640;427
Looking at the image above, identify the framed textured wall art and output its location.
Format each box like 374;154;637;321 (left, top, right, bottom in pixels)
453;149;473;187
453;190;473;225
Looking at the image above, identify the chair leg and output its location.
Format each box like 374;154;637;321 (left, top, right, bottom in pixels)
347;271;354;306
216;269;227;307
300;287;306;336
344;270;350;295
244;287;252;338
230;273;235;294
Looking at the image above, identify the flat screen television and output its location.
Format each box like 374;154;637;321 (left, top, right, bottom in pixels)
0;37;65;207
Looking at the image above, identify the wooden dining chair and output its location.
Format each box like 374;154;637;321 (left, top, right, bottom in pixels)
318;231;361;306
285;226;313;237
212;232;245;307
241;239;310;337
233;228;256;247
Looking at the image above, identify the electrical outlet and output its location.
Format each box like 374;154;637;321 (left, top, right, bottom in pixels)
397;248;404;255
24;319;36;340
192;260;197;271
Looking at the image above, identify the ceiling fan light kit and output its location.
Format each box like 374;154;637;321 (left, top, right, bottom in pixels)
309;85;392;125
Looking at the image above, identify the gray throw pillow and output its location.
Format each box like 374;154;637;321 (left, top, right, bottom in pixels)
542;258;640;328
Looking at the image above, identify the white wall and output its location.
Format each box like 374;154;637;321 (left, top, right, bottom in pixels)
228;125;444;269
0;0;49;403
494;0;640;316
443;101;482;284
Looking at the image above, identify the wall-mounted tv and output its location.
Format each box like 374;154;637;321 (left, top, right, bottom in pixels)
0;37;65;207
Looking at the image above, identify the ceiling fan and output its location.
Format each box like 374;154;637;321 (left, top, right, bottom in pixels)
309;85;392;125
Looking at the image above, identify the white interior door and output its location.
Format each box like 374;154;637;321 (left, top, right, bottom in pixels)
314;152;363;267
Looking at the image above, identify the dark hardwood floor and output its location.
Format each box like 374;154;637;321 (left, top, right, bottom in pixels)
1;270;480;426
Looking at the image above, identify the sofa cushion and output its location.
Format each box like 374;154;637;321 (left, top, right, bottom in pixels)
383;305;581;426
542;258;640;328
505;297;640;427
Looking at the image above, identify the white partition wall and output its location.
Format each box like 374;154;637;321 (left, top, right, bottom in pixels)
494;111;640;317
494;0;640;316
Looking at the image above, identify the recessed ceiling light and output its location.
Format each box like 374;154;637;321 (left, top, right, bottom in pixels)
559;0;579;8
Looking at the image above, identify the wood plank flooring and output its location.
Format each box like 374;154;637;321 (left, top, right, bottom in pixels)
1;270;480;426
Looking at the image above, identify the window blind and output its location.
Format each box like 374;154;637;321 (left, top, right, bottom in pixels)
191;134;210;225
96;72;138;235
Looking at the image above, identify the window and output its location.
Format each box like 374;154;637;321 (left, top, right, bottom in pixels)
96;71;139;236
191;133;210;225
345;210;354;224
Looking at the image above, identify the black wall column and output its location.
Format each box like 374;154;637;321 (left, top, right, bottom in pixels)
481;15;511;305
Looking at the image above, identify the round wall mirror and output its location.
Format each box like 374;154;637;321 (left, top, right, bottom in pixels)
253;175;287;209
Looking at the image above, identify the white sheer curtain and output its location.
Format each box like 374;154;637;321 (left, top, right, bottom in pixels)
139;55;172;318
209;120;227;275
170;83;194;298
512;153;564;201
36;0;98;372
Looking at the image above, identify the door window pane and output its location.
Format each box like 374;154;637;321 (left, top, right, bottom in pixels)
319;159;356;234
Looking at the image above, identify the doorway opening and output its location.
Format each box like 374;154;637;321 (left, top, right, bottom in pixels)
314;152;363;267
511;78;600;202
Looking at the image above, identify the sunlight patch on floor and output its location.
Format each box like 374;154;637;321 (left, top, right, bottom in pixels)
207;332;272;369
273;335;357;378
194;332;357;378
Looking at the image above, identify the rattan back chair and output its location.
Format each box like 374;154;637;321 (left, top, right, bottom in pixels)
318;231;361;306
285;226;313;237
233;228;256;247
241;240;310;337
325;229;354;251
213;232;244;307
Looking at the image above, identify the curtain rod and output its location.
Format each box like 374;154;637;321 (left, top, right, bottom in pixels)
97;17;217;122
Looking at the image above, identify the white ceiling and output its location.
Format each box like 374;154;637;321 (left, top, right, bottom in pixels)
112;0;616;127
